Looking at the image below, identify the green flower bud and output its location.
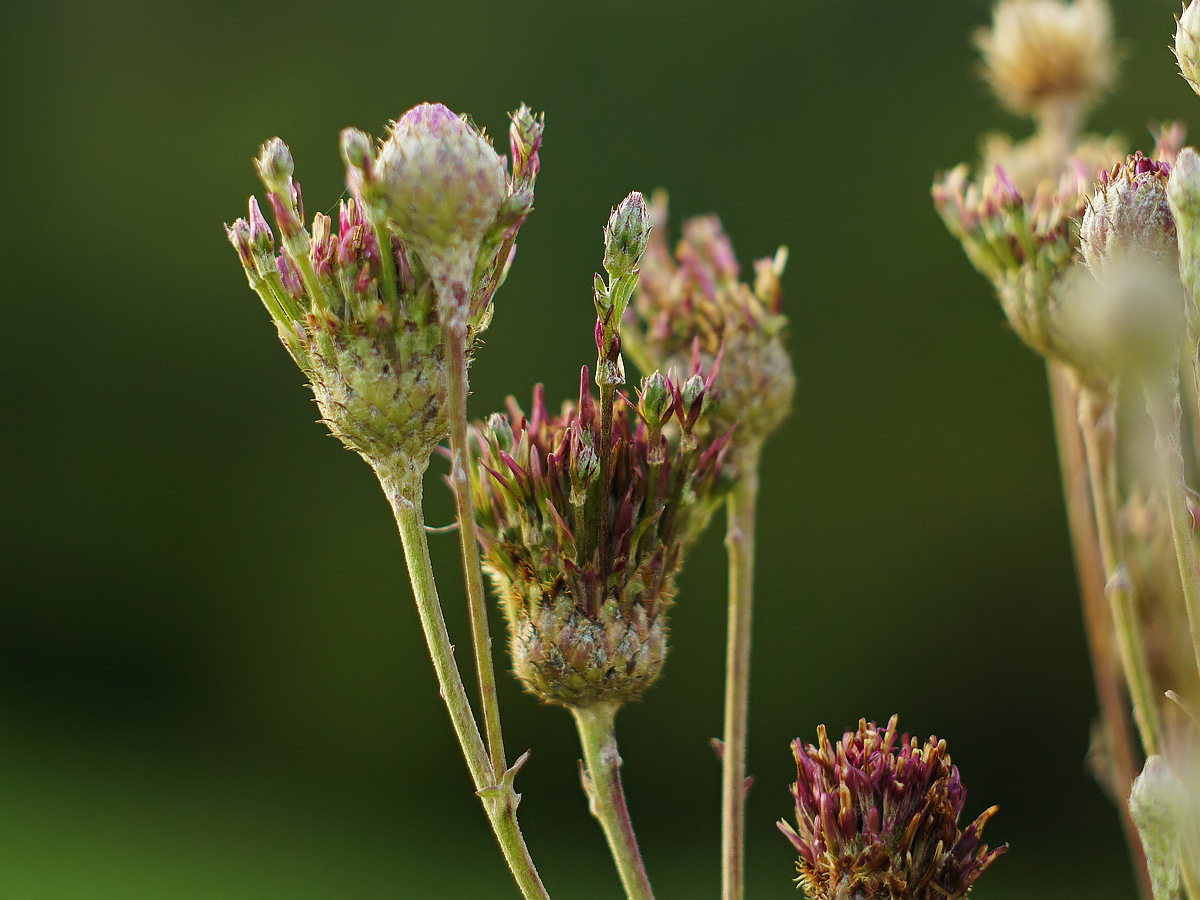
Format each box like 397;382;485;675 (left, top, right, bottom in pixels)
376;103;508;313
636;372;673;432
603;191;651;280
1177;1;1200;97
255;137;294;195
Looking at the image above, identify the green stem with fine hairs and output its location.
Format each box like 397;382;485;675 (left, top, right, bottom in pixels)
571;701;655;900
377;466;550;900
720;441;762;900
444;317;509;779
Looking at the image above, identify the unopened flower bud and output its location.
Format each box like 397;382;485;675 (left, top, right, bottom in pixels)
486;412;514;453
1081;153;1178;273
255;138;294;195
572;440;599;488
1178;1;1200;97
603;191;651;279
681;373;706;424
376;103;508;304
509;104;544;189
637;372;673;432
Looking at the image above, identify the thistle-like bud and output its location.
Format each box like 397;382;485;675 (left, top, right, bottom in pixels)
1067;153;1186;375
1081;153;1178;273
376;103;510;321
974;0;1116;123
1177;1;1200;97
227;104;543;493
470;370;732;709
624;194;793;463
778;716;1005;900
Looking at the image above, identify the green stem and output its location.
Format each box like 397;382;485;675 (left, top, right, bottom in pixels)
571;702;655;900
378;467;550;900
1077;387;1164;757
720;442;761;900
1143;369;1200;686
444;319;508;779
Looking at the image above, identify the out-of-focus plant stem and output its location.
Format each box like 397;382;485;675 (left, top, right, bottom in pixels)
1047;363;1151;900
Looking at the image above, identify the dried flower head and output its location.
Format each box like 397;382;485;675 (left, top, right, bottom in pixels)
975;0;1116;123
778;716;1005;900
470;369;731;708
624;194;793;461
227;103;542;491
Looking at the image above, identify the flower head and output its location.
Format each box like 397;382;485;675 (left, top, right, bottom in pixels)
779;716;1005;900
1081;153;1178;273
975;0;1116;122
227;103;542;491
470;369;731;708
933;157;1107;376
624;194;793;462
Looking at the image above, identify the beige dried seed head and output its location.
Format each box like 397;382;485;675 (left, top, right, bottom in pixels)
975;0;1116;119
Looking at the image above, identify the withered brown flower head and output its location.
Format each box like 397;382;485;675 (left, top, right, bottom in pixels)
470;369;731;708
779;716;1005;900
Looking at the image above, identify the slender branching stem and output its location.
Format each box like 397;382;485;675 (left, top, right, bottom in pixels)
444;315;508;780
1077;386;1164;756
379;467;550;900
1144;368;1200;684
571;701;655;900
1047;364;1151;899
720;440;762;900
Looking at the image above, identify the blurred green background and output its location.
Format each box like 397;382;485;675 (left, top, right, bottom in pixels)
4;1;1196;897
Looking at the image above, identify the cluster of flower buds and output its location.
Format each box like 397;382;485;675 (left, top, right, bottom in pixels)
469;368;732;708
778;716;1005;900
933;159;1110;378
623;194;793;460
227;103;543;488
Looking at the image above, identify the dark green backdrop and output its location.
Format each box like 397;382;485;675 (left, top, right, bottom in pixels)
3;1;1192;897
